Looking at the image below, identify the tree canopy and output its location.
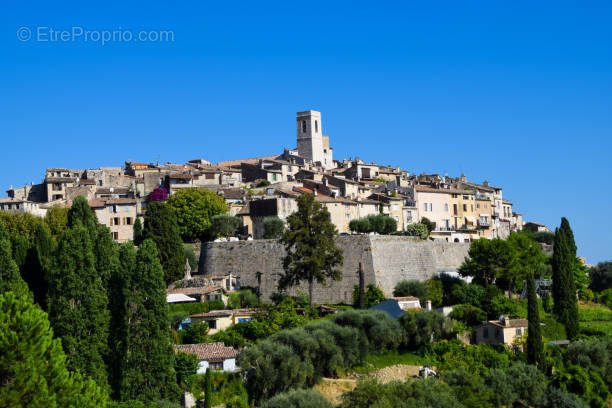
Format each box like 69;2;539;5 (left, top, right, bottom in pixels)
263;216;285;239
459;238;517;287
166;188;227;242
349;214;397;234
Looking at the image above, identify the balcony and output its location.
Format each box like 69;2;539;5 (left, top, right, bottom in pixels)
478;219;490;228
457;224;477;232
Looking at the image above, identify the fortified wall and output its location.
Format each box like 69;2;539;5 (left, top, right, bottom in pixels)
196;236;469;304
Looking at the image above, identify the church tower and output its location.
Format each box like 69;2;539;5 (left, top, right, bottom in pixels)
296;110;332;169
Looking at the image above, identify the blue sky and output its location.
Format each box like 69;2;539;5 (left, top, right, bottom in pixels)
1;1;611;263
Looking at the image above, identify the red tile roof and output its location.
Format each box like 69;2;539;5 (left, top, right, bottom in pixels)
174;342;238;360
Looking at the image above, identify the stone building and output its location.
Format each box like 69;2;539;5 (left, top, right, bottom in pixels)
474;316;528;348
90;197;138;242
296;110;333;170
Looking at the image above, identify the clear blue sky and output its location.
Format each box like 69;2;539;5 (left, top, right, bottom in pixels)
1;1;611;263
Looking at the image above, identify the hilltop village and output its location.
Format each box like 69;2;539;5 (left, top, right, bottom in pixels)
0;110;534;243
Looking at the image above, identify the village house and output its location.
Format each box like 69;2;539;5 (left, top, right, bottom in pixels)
174;343;239;374
166;286;225;304
89;197;138;242
189;308;261;334
474;315;528;348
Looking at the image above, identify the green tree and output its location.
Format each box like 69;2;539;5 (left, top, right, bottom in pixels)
0;292;109;408
560;217;577;256
143;201;185;285
0;221;30;298
204;369;212;408
420;217;436;235
526;273;543;367
393;279;429;304
506;231;545;291
22;223;55;309
399;310;454;349
210;214;240;239
47;224;110;389
67;196;98;231
120;239;179;401
133;217;143;245
166;188;228;242
589;261;612;292
405;223;429;239
263;216;285;239
552;226;579;340
279;193;343;306
183;321;209;344
349;214;396;234
352;283;385;308
44;205;69;238
11;234;30;269
174;351;199;387
459;238;516;287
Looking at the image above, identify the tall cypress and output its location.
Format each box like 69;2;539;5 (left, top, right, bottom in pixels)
143;202;184;285
0;220;30;298
108;242;136;398
204;369;212;408
551;223;579;340
47;224;110;389
120;239;178;401
22;223;55;309
560;217;577;256
526;272;543;367
133;218;143;246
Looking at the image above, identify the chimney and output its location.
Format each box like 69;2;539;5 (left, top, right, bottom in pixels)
501;315;510;326
483;181;489;187
426;300;432;311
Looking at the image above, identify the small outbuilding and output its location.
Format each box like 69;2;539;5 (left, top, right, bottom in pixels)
175;342;239;374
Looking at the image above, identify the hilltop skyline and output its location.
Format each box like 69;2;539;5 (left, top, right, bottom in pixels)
2;1;611;263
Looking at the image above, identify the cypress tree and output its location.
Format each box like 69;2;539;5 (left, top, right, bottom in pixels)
133;217;143;245
560;217;577;256
108;242;136;398
526;272;543;367
22;223;55;309
551;225;579;340
143;201;185;285
67;196;98;231
204;369;212;408
120;239;179;401
47;224;110;389
0;221;30;298
0;292;109;407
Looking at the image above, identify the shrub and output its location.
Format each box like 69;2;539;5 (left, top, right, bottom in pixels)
262;389;332;408
399;310;455;349
255;180;271;187
174;351;199;387
228;289;259;309
349;214;396;234
183;244;198;271
405;223;429;239
210;215;240;239
263;217;285;239
533;231;555;245
450;304;486;326
352;283;385;308
578;288;594;302
183;322;209;344
589;261;612;293
393;280;428;304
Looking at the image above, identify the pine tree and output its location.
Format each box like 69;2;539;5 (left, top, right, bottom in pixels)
280;193;344;306
47;224;110;389
133;217;143;245
0;292;109;407
22;223;55;309
120;239;179;401
526;272;543;367
204;369;212;408
143;201;185;285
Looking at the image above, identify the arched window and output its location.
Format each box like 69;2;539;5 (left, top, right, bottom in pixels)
302;120;307;133
315;120;318;133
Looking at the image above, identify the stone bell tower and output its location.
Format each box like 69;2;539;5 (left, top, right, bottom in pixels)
296;110;326;168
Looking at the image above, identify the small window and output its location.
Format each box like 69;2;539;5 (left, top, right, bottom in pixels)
125;217;133;225
444;204;449;212
345;213;350;220
208;320;217;329
423;203;428;211
463;204;467;211
477;203;480;209
483;328;489;338
302;120;307;133
315;120;318;133
112;232;119;240
516;328;522;336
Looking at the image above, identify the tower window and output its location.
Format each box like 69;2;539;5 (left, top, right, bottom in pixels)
302;120;306;133
315;120;318;133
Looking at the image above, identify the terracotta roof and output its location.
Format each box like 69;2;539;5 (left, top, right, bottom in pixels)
166;286;223;296
78;179;96;185
168;173;193;180
293;186;314;194
175;342;238;360
88;198;106;208
96;187;130;195
219;189;247;200
488;318;528;328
